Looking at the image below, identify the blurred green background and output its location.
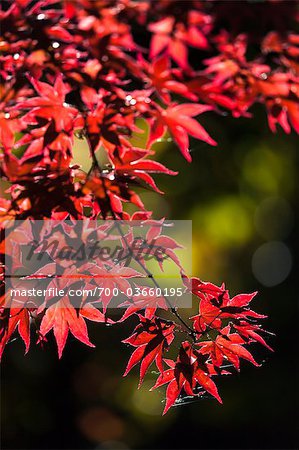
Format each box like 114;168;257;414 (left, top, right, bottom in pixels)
1;106;298;449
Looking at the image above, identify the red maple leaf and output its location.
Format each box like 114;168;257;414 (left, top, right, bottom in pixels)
140;55;196;104
152;341;222;415
0;307;30;359
123;316;175;386
149;12;210;69
148;103;216;161
232;321;273;351
197;325;260;371
17;76;80;132
112;147;177;194
183;277;266;335
39;297;107;358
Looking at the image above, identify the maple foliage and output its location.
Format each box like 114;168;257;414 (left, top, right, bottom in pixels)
0;0;295;413
152;342;222;415
123;315;175;387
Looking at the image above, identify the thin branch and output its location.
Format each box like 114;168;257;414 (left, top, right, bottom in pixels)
86;138;196;340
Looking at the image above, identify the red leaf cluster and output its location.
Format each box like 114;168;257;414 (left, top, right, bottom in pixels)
1;0;297;219
124;277;272;414
0;0;287;413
